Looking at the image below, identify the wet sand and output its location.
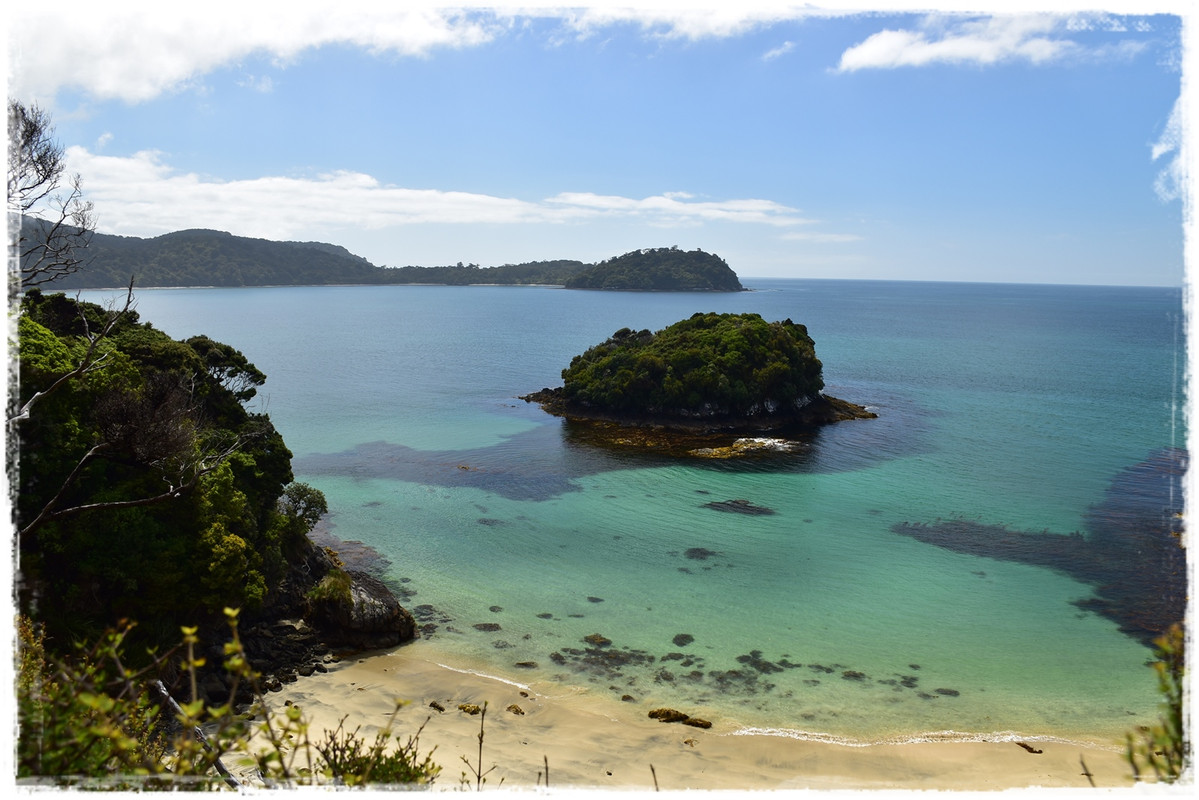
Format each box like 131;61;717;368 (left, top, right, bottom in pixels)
249;645;1151;792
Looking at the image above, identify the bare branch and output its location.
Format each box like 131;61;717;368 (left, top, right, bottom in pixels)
9;100;97;290
18;430;243;540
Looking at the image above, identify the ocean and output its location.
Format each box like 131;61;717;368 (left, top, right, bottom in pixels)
80;278;1186;747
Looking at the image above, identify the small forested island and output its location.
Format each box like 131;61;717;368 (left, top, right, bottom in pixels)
30;221;742;292
562;247;743;291
522;313;874;452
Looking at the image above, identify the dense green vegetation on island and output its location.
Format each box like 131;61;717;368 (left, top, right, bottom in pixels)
553;312;825;420
563;247;744;292
27;221;739;291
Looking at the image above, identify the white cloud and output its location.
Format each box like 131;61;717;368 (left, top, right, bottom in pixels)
836;13;1149;72
236;74;275;94
763;41;796;61
7;2;505;104
1151;95;1184;203
7;2;839;105
560;4;808;42
65;147;813;240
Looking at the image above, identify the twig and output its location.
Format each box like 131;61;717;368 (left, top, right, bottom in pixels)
650;763;659;791
460;702;496;791
153;681;241;789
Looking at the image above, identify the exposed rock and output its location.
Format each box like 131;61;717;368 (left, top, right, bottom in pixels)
316;571;416;650
458;704;483;715
648;708;690;723
507;704;525;716
683;718;713;729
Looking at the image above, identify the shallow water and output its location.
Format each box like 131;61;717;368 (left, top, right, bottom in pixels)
83;279;1185;744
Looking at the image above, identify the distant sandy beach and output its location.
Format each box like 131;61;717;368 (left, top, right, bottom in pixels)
250;643;1162;793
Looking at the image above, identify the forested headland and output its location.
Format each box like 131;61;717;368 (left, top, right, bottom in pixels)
10;100;443;787
28;220;743;292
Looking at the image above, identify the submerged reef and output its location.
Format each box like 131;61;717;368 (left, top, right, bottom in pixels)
893;448;1186;647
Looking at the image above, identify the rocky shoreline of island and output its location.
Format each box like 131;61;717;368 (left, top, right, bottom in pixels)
518;386;876;457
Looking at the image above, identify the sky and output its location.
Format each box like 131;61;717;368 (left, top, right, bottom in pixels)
5;0;1194;285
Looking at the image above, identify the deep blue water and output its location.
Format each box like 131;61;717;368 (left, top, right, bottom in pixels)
82;279;1185;745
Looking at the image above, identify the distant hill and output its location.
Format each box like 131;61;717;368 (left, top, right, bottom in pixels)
563;247;744;292
22;222;738;291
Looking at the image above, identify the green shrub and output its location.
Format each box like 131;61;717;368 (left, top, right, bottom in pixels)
1126;623;1188;783
15;610;440;789
307;568;354;606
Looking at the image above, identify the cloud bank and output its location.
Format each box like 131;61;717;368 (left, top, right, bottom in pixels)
837;14;1149;71
65;147;815;242
14;5;1163;105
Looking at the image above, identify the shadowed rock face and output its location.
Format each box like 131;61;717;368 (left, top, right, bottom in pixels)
893;448;1186;647
310;571;417;650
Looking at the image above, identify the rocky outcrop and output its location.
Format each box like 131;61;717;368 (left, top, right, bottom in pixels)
196;537;416;706
521;386;875;435
309;570;417;650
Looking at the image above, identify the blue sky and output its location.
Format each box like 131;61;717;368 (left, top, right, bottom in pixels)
6;1;1192;285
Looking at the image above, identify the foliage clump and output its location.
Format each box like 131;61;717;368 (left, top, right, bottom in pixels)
1126;623;1188;783
13;289;324;649
563;247;743;292
560;312;823;420
16;611;440;789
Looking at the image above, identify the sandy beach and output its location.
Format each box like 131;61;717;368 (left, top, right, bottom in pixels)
246;643;1170;793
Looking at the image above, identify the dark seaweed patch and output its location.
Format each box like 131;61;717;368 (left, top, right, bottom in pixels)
703;499;776;515
736;650;784;674
892;448;1186;647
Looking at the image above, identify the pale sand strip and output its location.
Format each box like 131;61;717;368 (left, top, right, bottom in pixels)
249;645;1153;792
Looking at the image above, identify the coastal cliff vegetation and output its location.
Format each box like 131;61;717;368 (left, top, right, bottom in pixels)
14;288;323;646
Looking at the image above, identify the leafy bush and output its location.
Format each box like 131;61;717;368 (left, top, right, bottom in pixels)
307;568;354;606
16;610;440;789
1126;623;1188;783
14;290;324;650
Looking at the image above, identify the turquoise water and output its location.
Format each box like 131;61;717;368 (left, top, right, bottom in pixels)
82;279;1185;745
